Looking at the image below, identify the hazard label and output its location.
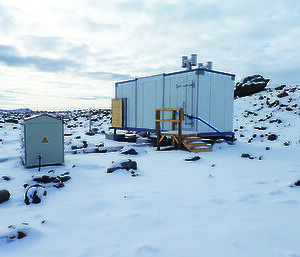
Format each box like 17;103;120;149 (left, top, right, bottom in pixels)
42;137;48;143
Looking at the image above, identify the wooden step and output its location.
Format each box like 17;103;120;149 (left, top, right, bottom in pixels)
183;137;203;143
187;142;208;148
190;146;213;153
182;136;213;153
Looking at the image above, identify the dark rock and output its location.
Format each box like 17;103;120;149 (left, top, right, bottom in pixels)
17;231;26;239
268;100;279;107
75;136;81;139
57;175;71;182
107;160;138;173
240;126;244;129
241;153;251;158
286;107;293;111
258;156;263;160
295;180;300;186
85;131;95;136
234;75;270;98
33;175;60;184
64;133;73;136
6;119;18;124
254;126;267;130
0;189;10;204
120;148;138;155
269;119;282;124
275;85;286;90
258;95;264;100
284;141;290;146
280;104;288;107
23;183;29;188
53;182;64;188
265;146;270;150
82;141;88;148
277;91;289;98
185;156;201;161
267;134;278;141
248;138;253;143
2;176;10;181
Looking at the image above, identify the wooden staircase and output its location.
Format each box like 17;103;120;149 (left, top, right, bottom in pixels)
182;135;213;153
155;108;212;153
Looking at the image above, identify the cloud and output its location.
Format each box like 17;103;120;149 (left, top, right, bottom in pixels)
0;4;16;33
82;71;132;81
0;44;80;72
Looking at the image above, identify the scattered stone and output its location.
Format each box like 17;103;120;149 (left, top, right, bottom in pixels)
2;176;10;181
120;148;138;155
107;160;138;173
267;134;278;141
33;175;60;184
294;180;300;186
269;119;282;124
17;231;26;239
268;100;279;107
85;131;95;136
185;156;201;162
277;91;289;98
57;175;71;182
53;182;64;188
275;85;286;90
241;153;251;158
0;189;10;204
254;126;267;130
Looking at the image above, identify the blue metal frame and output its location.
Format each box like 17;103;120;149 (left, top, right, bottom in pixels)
110;127;234;140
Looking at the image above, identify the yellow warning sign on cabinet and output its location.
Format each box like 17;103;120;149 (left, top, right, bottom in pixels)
42;137;48;143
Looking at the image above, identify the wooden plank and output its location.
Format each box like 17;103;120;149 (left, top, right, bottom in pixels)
156;110;161;151
156;108;182;111
112;99;123;128
155;119;181;123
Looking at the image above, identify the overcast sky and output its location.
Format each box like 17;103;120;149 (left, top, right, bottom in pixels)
1;0;300;110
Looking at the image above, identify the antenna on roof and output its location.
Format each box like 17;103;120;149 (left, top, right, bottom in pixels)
181;54;197;70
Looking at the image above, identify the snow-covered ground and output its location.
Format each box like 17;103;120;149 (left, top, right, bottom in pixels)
1;85;300;257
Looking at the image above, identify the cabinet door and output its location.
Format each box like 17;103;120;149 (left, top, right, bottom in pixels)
112;98;123;127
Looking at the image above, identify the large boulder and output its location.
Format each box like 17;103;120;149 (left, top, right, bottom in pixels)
0;190;10;204
234;75;270;98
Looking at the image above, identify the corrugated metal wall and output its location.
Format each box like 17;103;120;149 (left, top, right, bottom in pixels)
115;69;234;134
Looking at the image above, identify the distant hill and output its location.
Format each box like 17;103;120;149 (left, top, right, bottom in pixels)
0;108;32;113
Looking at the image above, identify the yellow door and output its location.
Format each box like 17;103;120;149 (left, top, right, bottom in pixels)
112;99;123;127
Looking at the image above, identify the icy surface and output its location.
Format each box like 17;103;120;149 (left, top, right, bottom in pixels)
0;87;300;257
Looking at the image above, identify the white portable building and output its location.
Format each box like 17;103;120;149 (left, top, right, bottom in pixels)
22;114;64;167
112;68;235;139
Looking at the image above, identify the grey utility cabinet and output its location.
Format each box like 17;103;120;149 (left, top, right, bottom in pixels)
22;114;64;167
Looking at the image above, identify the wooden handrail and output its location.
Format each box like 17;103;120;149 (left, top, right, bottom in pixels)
155;108;184;151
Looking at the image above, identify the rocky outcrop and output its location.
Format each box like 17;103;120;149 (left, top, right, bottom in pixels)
235;75;270;98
